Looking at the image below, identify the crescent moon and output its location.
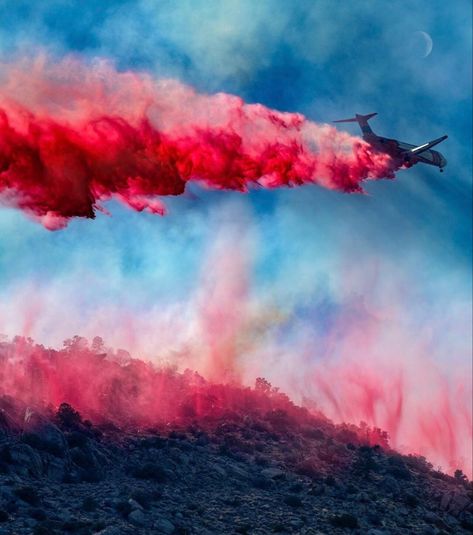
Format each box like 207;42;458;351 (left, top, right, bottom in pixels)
414;31;433;58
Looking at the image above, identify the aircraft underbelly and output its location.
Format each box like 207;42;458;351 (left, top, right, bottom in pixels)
417;150;441;166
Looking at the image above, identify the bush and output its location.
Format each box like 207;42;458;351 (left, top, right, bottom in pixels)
130;462;167;482
115;500;133;516
14;486;40;506
82;497;98;512
330;513;359;529
79;468;103;483
252;477;272;490
325;475;336;486
386;456;411;481
404;493;419;507
56;403;82;429
294;458;321;480
454;469;469;485
352;446;379;476
66;431;88;448
0;445;12;463
303;428;325;440
283;494;303;507
255;377;272;394
29;508;47;521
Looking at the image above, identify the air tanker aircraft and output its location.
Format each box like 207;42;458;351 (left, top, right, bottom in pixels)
334;113;448;172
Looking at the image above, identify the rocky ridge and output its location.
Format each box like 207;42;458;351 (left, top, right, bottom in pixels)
0;386;471;535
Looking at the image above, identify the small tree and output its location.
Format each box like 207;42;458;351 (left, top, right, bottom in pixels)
91;336;105;353
454;469;468;484
56;403;82;429
255;377;272;395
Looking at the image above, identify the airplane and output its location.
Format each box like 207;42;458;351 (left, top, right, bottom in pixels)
334;113;448;172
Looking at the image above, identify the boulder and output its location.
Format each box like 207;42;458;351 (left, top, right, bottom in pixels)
441;492;473;515
154;517;175;534
22;411;68;457
8;444;43;477
42;453;68;481
209;462;227;478
260;467;284;479
128;509;146;527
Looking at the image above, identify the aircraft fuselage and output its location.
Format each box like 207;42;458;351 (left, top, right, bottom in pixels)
365;133;448;170
333;113;448;172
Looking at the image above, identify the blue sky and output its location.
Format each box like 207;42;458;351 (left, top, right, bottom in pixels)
0;0;469;367
0;0;470;324
0;0;471;472
0;1;470;291
0;0;470;339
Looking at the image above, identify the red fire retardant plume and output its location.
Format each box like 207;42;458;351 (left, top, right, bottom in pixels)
0;57;399;229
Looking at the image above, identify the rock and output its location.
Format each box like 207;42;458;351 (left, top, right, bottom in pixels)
260;467;284;479
379;475;400;495
227;464;249;479
154;517;175;534
128;509;146;526
424;511;440;524
289;518;304;529
127;498;143;511
440;492;452;510
8;444;43;477
447;492;472;515
209;462;227;478
96;528;126;535
22;411;67;457
42;454;67;481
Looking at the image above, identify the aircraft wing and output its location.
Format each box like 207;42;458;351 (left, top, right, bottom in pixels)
406;135;448;156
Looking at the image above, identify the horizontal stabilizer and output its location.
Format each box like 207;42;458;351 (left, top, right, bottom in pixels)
333;117;358;123
333;113;378;136
333;112;378;124
409;135;448;155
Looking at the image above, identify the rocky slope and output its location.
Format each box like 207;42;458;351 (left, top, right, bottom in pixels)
0;387;471;535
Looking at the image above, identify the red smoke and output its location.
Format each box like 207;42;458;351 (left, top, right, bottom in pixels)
0;335;312;431
0;57;398;228
0;335;392;453
1;335;469;478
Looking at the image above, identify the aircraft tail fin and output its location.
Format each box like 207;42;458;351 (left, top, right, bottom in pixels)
333;112;378;135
